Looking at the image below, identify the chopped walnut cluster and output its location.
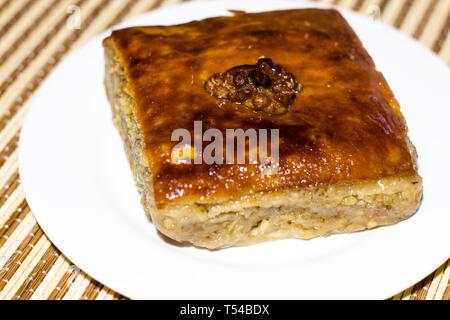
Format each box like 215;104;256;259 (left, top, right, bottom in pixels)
204;58;302;115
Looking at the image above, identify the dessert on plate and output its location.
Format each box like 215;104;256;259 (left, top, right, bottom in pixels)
103;9;422;249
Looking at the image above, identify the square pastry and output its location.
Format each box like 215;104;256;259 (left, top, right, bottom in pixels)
103;9;422;249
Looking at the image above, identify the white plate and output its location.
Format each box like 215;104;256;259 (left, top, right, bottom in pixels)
19;0;450;299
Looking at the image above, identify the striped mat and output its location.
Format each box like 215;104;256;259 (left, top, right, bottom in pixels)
0;0;449;300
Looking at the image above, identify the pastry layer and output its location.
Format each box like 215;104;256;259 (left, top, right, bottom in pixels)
103;9;422;248
104;9;419;208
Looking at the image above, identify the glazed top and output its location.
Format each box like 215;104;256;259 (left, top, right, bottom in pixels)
105;9;417;208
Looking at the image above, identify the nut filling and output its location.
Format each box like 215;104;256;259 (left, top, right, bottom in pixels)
204;58;302;115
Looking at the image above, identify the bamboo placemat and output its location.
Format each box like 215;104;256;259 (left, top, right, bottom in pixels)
0;0;448;300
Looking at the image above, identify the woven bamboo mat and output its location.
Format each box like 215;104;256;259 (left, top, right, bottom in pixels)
0;0;448;300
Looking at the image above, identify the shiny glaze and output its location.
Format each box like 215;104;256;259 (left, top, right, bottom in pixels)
106;9;417;208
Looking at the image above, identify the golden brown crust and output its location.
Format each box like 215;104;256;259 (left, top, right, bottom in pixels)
104;9;419;209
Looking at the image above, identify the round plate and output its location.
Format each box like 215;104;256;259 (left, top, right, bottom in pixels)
19;0;450;299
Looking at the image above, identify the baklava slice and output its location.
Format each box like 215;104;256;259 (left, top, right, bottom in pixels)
103;9;422;249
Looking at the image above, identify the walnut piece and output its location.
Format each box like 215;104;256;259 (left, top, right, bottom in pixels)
204;58;302;115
